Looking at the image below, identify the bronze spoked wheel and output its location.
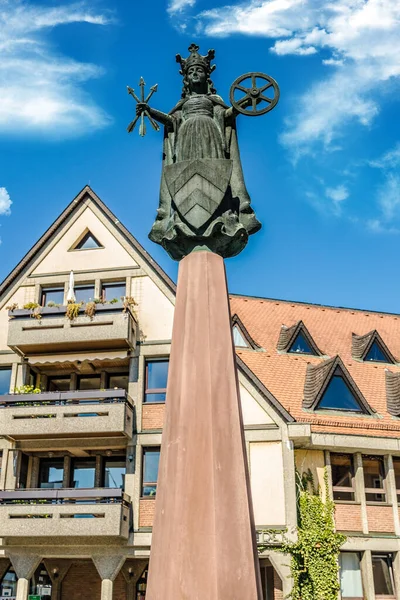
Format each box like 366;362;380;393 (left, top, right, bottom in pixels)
229;72;280;116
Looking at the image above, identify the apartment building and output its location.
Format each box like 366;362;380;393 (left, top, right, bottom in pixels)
0;185;399;599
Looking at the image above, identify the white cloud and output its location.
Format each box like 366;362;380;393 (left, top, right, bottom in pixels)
0;187;12;215
0;1;113;136
196;0;400;153
168;0;196;14
326;185;349;203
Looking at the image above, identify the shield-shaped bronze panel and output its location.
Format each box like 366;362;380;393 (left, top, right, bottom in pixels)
165;158;233;230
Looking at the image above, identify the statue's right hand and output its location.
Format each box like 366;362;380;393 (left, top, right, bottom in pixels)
136;102;149;116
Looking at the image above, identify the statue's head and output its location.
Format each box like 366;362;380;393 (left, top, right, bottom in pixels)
176;43;216;98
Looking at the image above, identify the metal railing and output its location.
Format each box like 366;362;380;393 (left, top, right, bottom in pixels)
0;389;134;409
0;487;131;506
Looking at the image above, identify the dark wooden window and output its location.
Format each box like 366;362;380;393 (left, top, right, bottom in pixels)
144;359;169;403
363;456;386;503
41;287;64;306
331;453;355;501
142;447;160;497
101;281;126;302
372;553;395;597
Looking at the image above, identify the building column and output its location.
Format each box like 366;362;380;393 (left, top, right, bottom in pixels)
360;550;375;600
354;453;368;534
93;554;125;600
386;455;400;536
121;560;148;600
392;552;400;600
8;554;41;600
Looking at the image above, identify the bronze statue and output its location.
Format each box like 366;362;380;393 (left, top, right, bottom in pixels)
128;43;279;260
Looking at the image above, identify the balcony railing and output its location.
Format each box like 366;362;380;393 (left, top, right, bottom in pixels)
0;389;134;439
7;302;137;355
0;488;130;538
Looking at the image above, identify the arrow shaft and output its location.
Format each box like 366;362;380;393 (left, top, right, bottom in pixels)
127;114;140;133
145;111;160;131
127;87;141;103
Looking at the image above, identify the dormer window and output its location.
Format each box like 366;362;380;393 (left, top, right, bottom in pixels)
317;369;364;412
352;330;395;364
277;320;322;356
233;325;249;348
288;332;314;355
364;341;391;363
231;314;259;349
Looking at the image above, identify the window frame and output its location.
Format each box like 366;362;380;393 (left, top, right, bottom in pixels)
392;457;400;504
74;231;103;250
363;455;387;504
331;453;356;502
144;358;169;404
372;553;396;598
339;551;364;600
141;447;160;498
0;366;12;395
74;284;95;304
40;286;65;307
101;281;126;303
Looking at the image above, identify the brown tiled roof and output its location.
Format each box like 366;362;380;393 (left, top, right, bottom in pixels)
277;320;322;355
385;370;400;417
230;294;400;438
352;330;396;363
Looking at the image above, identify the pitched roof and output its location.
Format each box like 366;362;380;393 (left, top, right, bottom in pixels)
0;185;176;299
385;370;400;417
229;294;400;438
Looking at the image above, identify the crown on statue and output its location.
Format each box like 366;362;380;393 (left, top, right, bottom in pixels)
176;43;216;76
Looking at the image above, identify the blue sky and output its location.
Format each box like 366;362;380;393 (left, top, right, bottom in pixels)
1;0;400;313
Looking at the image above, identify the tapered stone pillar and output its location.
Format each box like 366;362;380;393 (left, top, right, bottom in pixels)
146;251;262;600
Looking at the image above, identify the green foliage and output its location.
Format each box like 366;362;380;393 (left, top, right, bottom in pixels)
264;469;345;600
66;302;83;321
14;385;41;394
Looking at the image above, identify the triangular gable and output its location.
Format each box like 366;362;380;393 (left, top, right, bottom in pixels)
303;355;373;414
352;330;395;364
277;320;322;356
231;314;259;349
0;186;175;301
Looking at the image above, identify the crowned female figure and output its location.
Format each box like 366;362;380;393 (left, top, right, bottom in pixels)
136;44;261;260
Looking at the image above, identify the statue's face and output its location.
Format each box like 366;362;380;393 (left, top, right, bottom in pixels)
187;65;207;90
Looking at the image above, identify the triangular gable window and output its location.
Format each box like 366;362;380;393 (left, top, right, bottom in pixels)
233;325;249;348
74;231;102;250
288;332;315;355
364;341;391;363
317;370;364;413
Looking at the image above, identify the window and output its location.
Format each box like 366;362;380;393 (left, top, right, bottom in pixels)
0;566;17;599
232;325;249;348
71;458;96;488
75;231;102;250
317;373;364;412
363;456;386;502
339;552;363;599
30;563;52;600
372;554;395;597
0;367;11;395
39;458;64;489
102;281;126;302
47;376;70;392
364;341;391;363
74;285;95;303
393;458;400;503
78;375;101;391
145;359;169;403
103;457;126;489
259;564;275;599
331;454;355;501
142;448;160;497
288;332;315;355
108;373;129;391
41;287;64;306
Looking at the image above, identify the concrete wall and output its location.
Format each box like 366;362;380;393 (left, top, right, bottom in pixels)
249;441;286;527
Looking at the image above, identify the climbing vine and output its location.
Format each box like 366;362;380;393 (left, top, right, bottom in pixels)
260;469;346;600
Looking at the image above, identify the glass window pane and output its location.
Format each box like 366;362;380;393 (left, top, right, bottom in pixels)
109;373;129;391
363;456;386;502
143;449;160;496
78;376;101;391
0;368;11;395
39;459;64;489
233;326;248;348
71;459;96;488
393;459;400;497
364;342;389;363
41;287;64;306
76;232;101;249
318;374;363;412
372;554;394;595
74;286;95;303
102;282;126;302
145;360;169;403
331;454;355;501
104;458;126;489
47;376;70;392
339;552;363;598
289;333;314;355
1;567;17;597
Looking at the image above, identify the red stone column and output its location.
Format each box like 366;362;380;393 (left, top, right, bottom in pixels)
146;251;262;599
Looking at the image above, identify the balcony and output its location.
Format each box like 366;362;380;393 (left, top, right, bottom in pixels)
0;488;130;539
7;303;137;356
0;389;134;440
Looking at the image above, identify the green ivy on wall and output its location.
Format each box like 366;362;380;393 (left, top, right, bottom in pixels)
260;469;346;600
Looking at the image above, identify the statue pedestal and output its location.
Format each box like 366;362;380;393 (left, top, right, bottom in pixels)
146;251;262;599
